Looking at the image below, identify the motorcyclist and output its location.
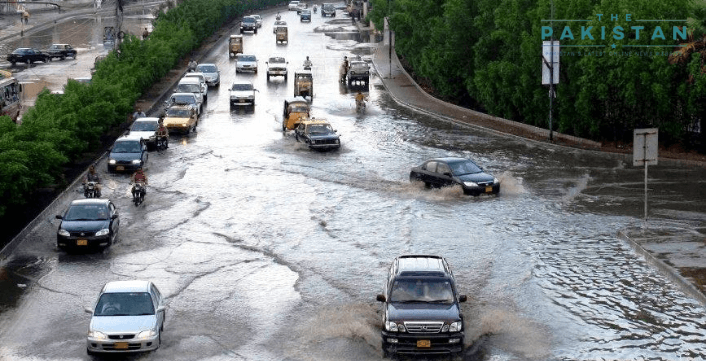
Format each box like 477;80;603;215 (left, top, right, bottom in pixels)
156;117;169;149
355;91;367;110
83;165;102;197
130;167;148;198
188;59;197;72
303;56;312;70
276;12;281;20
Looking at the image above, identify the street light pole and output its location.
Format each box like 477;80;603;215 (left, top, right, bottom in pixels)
387;0;391;79
549;0;554;141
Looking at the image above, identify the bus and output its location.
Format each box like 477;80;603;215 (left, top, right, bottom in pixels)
0;70;22;123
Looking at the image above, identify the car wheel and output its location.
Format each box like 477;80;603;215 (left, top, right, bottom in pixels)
61;55;66;60
254;28;258;34
87;348;96;356
10;61;15;66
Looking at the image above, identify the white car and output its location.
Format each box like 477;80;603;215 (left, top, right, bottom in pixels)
235;54;258;73
266;55;288;81
168;92;202;116
127;117;160;148
85;280;166;355
182;72;208;100
251;14;263;28
175;77;205;110
230;81;257;107
288;1;300;11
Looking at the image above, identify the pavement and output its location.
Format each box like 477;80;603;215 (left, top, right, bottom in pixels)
1;4;705;307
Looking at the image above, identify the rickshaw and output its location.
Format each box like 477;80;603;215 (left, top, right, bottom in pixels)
275;25;288;44
282;96;310;131
229;35;243;58
293;70;313;99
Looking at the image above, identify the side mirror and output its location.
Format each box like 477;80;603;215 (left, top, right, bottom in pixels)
111;214;118;219
84;306;93;314
443;172;452;177
55;215;63;219
459;295;467;303
376;294;386;302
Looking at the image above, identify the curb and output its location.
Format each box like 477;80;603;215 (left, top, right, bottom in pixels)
617;229;706;306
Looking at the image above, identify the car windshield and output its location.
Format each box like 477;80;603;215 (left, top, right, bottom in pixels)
131;121;157;131
308;124;334;135
243;17;255;23
94;292;155;316
269;57;285;63
197;65;217;73
231;83;253;91
176;84;201;93
172;95;195;104
166;108;191;117
112;141;142;153
64;204;109;221
389;279;455;303
449;160;482;175
238;55;256;62
13;49;29;54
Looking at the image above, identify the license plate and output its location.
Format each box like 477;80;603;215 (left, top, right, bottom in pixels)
114;342;128;349
77;239;88;246
116;166;124;171
417;340;431;348
485;186;493;193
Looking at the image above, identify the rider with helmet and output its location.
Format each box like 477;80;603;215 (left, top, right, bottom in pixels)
83;165;102;197
130;167;148;198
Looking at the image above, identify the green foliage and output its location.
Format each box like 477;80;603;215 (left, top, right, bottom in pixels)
0;0;284;218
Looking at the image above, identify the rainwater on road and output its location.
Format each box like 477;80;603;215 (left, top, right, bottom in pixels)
1;4;706;361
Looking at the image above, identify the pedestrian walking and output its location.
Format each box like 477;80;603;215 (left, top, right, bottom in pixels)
21;11;29;25
142;27;149;40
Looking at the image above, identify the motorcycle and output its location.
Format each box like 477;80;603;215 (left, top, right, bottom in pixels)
303;60;312;71
156;136;168;151
83;181;100;198
356;98;366;113
132;182;146;206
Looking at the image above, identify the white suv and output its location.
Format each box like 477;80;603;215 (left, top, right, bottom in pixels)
266;55;288;81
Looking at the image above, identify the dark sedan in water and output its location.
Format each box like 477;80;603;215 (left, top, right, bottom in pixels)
56;199;119;250
7;47;50;65
409;157;500;196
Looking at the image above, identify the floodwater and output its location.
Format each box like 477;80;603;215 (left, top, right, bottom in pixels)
1;4;706;361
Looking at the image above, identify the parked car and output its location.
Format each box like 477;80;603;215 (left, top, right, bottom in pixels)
321;2;336;16
288;1;300;10
174;78;205;112
266;55;288;81
107;136;148;173
7;47;50;65
182;72;208;101
46;43;77;60
235;54;258;73
240;16;258;33
127;117;160;149
409;157;500;196
376;255;467;358
230;81;257;107
56;199;119;250
300;9;312;21
273;20;287;33
195;63;220;87
167;92;202;116
294;118;341;150
163;105;198;134
251;14;263;28
85;280;166;355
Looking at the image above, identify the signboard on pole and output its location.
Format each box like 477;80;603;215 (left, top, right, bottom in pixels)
633;128;658;166
542;41;560;85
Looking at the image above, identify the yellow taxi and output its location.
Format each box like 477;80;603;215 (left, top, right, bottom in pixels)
163;105;198;134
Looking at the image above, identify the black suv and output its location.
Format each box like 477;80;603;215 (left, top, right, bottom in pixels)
240;16;258;33
376;255;467;357
47;44;77;60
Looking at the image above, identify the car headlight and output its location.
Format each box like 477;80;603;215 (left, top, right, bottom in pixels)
95;228;109;237
88;330;108;340
132;159;142;164
449;321;462;332
136;330;157;340
463;181;478;187
494;177;499;184
58;229;70;237
108;159;116;165
385;321;406;332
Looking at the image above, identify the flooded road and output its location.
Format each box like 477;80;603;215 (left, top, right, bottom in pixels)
2;4;706;361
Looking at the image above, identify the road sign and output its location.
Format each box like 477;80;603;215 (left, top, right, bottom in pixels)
542;41;559;85
633;128;658;166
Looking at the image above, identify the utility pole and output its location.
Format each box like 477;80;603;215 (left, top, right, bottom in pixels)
549;0;554;141
115;0;123;55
